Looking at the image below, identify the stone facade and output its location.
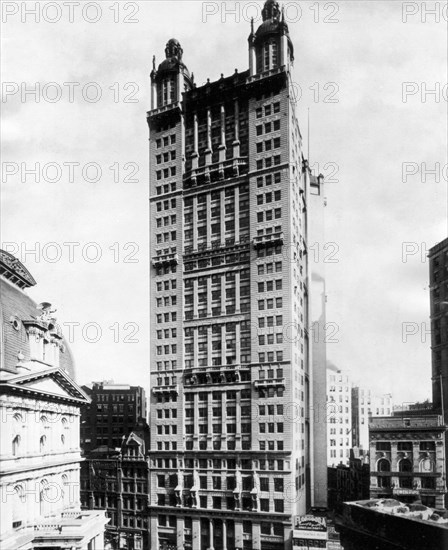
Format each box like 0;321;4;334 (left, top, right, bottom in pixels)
369;412;447;508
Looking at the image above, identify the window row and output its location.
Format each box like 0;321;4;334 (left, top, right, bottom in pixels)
185;271;250;287
257;190;281;205
156;441;178;450
156;329;176;339
156;312;177;323
258;298;283;310
259;315;283;328
156;345;177;355
156;150;176;164
156;134;176;148
256;119;281;135
156;296;177;307
257;172;282;188
256;138;281;153
156;214;176;227
257;209;282;222
258;280;282;292
155;167;176;180
258;262;282;275
185;252;250;272
184;389;251;401
156;232;176;244
156;183;176;195
257;244;283;257
155;360;177;371
156;280;176;292
256;155;281;170
156;199;176;211
258;351;284;363
184;186;249;207
256;102;281;118
156;424;177;435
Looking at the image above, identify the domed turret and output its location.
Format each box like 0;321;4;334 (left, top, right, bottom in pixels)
150;38;193;110
248;0;294;76
0;250;76;379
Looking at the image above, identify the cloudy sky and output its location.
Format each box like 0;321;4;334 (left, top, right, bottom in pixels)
2;1;447;405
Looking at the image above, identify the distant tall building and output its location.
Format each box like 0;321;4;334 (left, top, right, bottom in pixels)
327;367;352;466
80;381;147;455
428;237;448;419
351;387;393;452
0;249;108;550
147;0;327;548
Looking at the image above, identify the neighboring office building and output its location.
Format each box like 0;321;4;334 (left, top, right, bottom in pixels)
429;237;448;419
0;249;108;550
80;381;147;454
80;419;151;550
369;409;447;508
327;367;352;466
351;387;393;453
327;450;370;514
147;1;328;548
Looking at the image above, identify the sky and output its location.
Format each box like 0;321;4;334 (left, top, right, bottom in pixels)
2;0;447;405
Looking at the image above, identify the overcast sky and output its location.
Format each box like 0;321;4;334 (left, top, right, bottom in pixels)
2;1;447;405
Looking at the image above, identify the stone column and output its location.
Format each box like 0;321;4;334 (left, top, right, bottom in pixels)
218;104;226;163
193;195;198;251
222;519;227;550
209;518;215;550
192;517;201;549
236;390;242;451
233;99;240;159
192;112;199;170
253;522;261;550
206;193;212;248
234;185;240;242
176;516;185;550
205;108;212;165
194;393;199;448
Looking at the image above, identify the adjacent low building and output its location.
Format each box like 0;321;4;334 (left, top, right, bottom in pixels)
80;419;151;550
369;410;447;508
338;499;448;550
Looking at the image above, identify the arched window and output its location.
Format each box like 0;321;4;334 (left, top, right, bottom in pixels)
12;435;20;456
420;458;434;473
61;434;65;446
399;459;412;473
377;458;390;472
40;435;46;453
12;485;25;526
39;480;49;516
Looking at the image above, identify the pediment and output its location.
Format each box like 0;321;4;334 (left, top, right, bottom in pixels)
6;368;88;402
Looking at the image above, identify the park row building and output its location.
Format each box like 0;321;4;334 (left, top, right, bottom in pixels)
147;1;328;549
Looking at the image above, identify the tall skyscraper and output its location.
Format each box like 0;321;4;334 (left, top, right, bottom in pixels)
147;2;327;548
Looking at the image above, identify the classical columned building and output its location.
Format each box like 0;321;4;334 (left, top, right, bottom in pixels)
0;249;108;550
147;1;327;549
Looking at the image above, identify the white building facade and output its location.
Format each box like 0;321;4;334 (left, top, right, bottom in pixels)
0;249;108;550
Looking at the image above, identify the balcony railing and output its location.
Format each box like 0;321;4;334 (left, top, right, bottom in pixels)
254;377;286;390
147;101;180;118
253;232;284;249
152;252;179;268
184;157;248;186
152;384;179;395
246;66;286;84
